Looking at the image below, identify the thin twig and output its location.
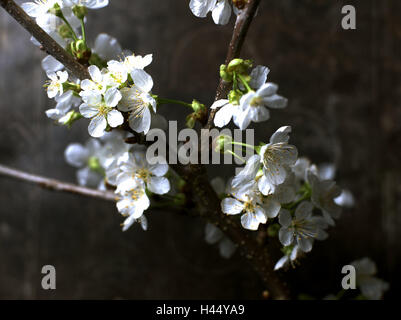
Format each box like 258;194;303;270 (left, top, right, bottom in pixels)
0;164;115;201
205;0;261;129
0;0;90;79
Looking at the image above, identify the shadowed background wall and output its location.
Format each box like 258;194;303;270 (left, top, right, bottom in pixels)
0;0;400;299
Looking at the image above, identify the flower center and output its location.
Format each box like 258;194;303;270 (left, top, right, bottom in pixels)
250;96;262;106
135;169;150;182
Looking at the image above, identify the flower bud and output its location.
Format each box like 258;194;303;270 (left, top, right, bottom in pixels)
58;24;74;39
191;99;205;113
72;5;88;20
185;114;196;129
59;110;83;127
214;134;232;153
228;89;242;105
219;64;232;82
88;156;103;173
227;58;252;75
49;3;63;17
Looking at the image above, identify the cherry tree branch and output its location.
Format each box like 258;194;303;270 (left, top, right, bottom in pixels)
0;0;290;299
0;0;90;79
178;0;290;299
0;164;116;201
205;0;261;129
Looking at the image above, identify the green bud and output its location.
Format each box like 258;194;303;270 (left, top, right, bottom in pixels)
227;58;252;75
214;134;232;153
191;99;205;113
58;24;74;39
88;156;103;174
220;64;232;82
267;223;280;237
185;114;196;129
59;110;83;127
49;3;63;17
72;5;88;20
62;82;81;93
228;89;242;105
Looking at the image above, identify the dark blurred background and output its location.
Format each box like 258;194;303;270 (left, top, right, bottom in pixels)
0;0;400;299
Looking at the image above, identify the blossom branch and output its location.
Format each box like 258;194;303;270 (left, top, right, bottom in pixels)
179;0;290;300
205;0;261;129
0;164;115;201
0;0;90;79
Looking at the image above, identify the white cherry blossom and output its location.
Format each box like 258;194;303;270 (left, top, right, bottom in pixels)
189;0;232;25
46;70;68;98
235;82;288;130
118;70;156;134
351;257;389;300
79;87;124;137
221;181;280;231
116;150;170;195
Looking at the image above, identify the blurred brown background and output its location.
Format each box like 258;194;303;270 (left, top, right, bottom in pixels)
0;0;400;299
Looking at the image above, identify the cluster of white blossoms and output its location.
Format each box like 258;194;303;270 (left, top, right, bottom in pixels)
216;125;354;267
22;1;388;298
211;62;288;130
64;130;171;231
21;0;174;230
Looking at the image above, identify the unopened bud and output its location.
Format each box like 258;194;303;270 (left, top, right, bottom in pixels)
228;89;242;105
72;5;88;20
58;24;74;39
191;99;205;113
214;134;232;153
49;3;63;17
220;64;232;82
227;58;252;75
185;114;196;129
88;156;103;173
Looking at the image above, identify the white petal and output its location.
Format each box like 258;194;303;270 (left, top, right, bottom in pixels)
214;104;234;127
210;99;229;109
147;176;170;195
258;175;273;195
212;0;232;25
257;82;278;97
274;256;289;270
104;88;122;107
205;223;223;244
297;237;313;253
41;55;64;73
88;65;102;83
107;109;124;127
148;163;169;176
262;198;281;218
254;206;267;224
88;115;107;137
219;238;236;259
130;69;153;93
278;209;292;228
64;143;89;167
79;103;98;118
295;201;313;220
94;33;122;61
249;66;269;89
270;126;292;144
263;94;288;109
241;213;259;230
231;158;261;191
279;228;293;246
189;0;217;17
221;197;244;215
129;107;151;134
